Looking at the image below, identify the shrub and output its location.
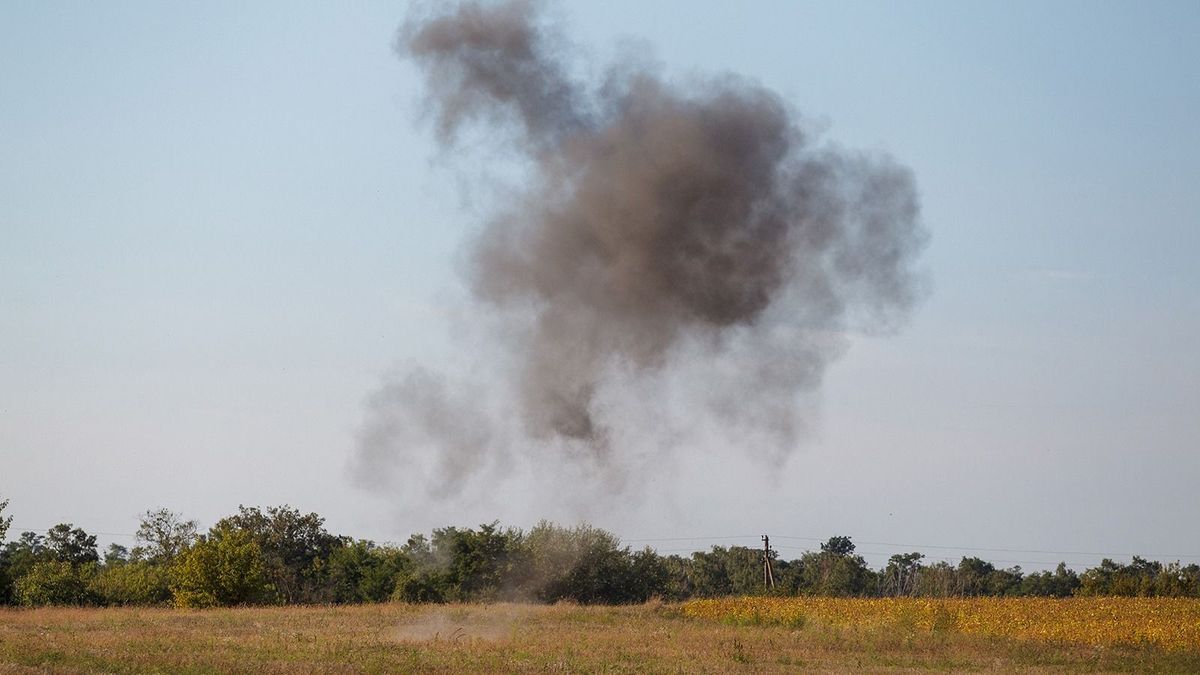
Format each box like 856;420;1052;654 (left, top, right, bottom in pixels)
326;540;410;604
170;527;271;608
391;568;448;603
15;561;97;606
90;561;172;606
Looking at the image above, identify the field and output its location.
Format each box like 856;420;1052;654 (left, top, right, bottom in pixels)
683;597;1200;652
1;599;1198;673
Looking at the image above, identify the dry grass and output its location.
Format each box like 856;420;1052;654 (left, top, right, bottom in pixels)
0;600;1196;673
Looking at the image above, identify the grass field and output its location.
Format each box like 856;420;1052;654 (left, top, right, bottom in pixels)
1;599;1198;673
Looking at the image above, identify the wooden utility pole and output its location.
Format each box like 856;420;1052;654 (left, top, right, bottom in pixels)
762;534;776;590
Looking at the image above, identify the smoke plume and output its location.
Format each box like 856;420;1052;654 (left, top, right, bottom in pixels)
354;0;926;499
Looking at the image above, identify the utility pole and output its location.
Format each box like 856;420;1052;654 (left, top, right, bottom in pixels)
762;534;776;590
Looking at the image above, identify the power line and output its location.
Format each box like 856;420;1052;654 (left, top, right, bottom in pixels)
625;533;1200;561
771;535;1200;560
9;525;138;538
651;544;1097;568
771;544;1097;568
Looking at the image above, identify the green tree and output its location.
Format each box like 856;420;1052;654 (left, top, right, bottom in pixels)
1170;564;1200;597
429;522;524;601
0;498;11;542
0;499;12;604
90;561;172;605
913;561;958;596
213;505;340;603
1051;562;1082;596
169;526;270;608
3;532;54;604
45;524;99;565
326;540;410;603
679;546;765;598
522;522;662;603
1018;562;1080;597
135;509;198;564
797;537;873;596
392;533;450;603
1076;556;1193;597
392;567;450;603
949;557;1025;597
1079;558;1127;596
14;560;98;606
821;536;856;556
627;548;670;602
104;543;130;567
1152;562;1198;597
882;552;924;596
658;554;695;601
2;532;48;583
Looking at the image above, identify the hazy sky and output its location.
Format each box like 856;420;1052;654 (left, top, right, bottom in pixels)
2;1;1198;571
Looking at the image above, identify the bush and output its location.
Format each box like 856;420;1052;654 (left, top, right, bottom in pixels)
90;561;172;606
211;505;340;604
391;568;449;603
523;522;665;603
170;527;271;608
15;561;98;606
326;540;410;603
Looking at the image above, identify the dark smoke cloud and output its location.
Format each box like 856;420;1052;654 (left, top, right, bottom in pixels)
354;0;926;497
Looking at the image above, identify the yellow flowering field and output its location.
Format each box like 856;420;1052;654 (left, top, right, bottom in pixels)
682;596;1200;651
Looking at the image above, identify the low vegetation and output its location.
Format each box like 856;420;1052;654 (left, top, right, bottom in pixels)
3;498;1199;609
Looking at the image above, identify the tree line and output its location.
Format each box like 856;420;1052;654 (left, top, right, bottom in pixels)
1;499;1197;607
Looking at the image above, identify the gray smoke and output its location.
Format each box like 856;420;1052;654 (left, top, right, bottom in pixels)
355;0;926;497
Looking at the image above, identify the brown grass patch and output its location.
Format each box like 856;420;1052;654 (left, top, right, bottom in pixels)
387;604;529;643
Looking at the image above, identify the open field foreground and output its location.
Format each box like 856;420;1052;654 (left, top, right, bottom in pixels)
1;600;1198;674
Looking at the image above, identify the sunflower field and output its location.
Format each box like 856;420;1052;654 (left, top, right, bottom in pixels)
681;596;1200;651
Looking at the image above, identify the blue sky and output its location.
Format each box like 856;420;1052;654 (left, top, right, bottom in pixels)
2;1;1198;569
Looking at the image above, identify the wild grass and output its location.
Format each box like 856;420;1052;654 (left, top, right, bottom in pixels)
0;599;1197;673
